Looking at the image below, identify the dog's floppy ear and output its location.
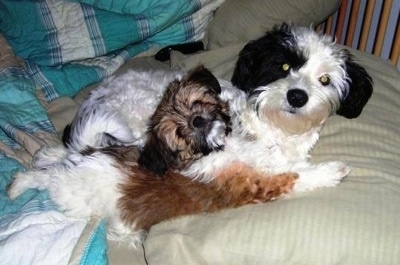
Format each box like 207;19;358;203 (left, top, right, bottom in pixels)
186;65;221;94
336;57;373;119
138;134;171;176
231;41;260;93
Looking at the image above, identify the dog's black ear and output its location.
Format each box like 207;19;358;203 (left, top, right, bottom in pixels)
187;65;221;94
231;41;260;93
336;57;373;119
138;135;170;176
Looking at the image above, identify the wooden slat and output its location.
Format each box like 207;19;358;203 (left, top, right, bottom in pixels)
335;0;349;43
325;14;334;36
373;0;393;56
345;0;361;46
390;16;400;65
358;0;376;51
315;24;323;33
326;0;398;68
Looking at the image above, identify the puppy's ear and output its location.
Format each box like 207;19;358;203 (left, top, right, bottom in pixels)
186;65;221;94
138;134;170;176
336;57;373;119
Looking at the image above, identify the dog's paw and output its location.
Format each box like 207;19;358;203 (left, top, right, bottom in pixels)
32;145;67;169
293;161;350;193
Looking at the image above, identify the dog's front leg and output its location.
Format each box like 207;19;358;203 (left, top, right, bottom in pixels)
290;161;351;193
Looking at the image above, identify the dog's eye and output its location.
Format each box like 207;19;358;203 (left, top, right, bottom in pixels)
319;74;331;86
282;63;291;72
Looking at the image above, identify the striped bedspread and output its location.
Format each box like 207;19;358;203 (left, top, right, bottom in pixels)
0;0;224;264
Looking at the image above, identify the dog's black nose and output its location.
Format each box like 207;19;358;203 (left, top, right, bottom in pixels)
192;116;207;128
287;89;308;108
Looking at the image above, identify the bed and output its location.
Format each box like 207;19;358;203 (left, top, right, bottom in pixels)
1;0;399;264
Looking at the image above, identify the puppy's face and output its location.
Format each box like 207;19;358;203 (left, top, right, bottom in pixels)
232;23;373;135
139;66;231;175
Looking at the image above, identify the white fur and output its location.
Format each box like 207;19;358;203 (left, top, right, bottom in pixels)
9;150;146;246
67;69;185;150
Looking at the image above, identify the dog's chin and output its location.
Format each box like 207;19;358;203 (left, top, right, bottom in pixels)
262;107;330;135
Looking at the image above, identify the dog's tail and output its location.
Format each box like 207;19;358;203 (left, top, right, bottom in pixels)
62;109;136;152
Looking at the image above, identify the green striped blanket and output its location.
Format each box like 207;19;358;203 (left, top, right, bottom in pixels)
0;0;223;264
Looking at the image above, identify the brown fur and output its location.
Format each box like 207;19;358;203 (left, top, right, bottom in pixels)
101;145;297;231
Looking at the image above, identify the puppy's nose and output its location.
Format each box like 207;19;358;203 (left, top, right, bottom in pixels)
287;89;308;108
192;116;207;128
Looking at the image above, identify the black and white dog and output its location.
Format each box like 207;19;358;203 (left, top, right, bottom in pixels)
181;23;373;192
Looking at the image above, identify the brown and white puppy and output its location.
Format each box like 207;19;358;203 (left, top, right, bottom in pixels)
138;65;231;175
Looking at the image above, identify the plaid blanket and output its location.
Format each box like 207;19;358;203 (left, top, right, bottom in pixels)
0;0;224;264
1;0;222;100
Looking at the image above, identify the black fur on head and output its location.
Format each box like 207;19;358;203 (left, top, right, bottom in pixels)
231;23;306;94
231;23;373;119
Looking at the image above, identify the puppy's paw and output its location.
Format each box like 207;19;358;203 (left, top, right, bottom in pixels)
254;172;298;202
216;164;297;205
228;172;298;203
293;161;350;193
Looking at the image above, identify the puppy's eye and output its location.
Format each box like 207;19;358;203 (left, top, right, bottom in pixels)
192;116;207;128
282;63;290;72
319;74;331;86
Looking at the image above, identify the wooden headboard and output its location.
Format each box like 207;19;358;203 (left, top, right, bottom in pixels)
316;0;399;69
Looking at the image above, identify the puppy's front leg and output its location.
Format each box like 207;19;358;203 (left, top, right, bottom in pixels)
213;162;298;205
